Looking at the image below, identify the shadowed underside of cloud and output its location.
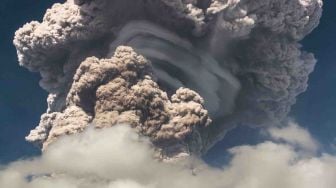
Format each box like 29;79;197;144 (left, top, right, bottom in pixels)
1;124;336;188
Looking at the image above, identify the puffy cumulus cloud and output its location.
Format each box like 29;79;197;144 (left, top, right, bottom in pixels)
223;142;336;188
267;121;319;153
1;124;336;188
14;0;323;158
26;46;211;160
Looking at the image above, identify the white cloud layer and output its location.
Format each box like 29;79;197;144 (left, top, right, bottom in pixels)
267;121;319;153
1;123;336;188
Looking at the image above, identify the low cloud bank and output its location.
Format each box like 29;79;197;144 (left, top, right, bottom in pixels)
267;122;319;153
1;123;336;188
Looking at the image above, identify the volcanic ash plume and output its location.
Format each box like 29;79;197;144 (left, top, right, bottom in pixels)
14;0;323;158
28;46;211;160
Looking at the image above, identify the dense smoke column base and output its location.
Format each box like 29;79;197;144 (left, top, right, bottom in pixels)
26;46;212;160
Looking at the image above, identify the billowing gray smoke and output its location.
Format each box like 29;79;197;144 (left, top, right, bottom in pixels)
14;0;323;159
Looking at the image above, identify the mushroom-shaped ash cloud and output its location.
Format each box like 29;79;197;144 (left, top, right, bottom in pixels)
14;0;323;159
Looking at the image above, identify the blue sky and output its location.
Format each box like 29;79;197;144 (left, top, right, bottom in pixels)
0;0;335;164
291;0;336;147
0;0;60;163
